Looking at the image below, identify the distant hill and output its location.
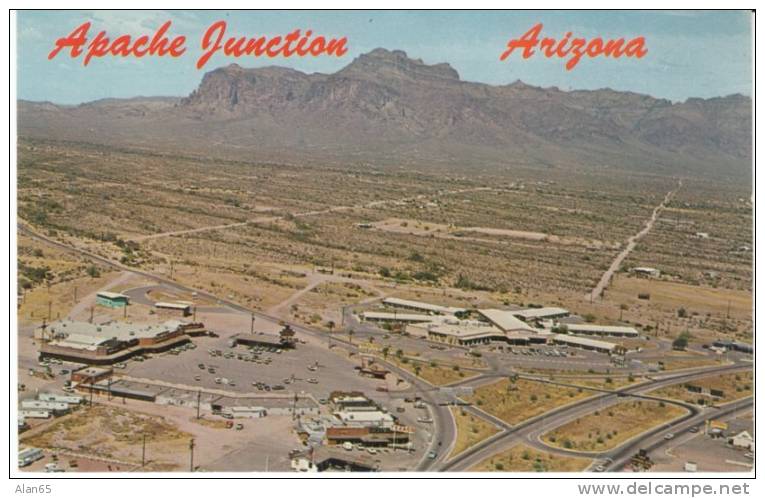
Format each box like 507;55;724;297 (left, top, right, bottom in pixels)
18;48;752;179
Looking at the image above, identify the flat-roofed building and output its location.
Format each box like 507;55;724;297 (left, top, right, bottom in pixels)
382;297;464;316
19;409;50;419
328;391;377;410
40;319;195;364
154;302;192;316
361;311;434;323
326;425;413;447
476;309;536;333
96;291;130;308
550;334;623;354
333;410;396;428
560;323;639;337
224;406;267;418
632;267;661;278
71;366;113;385
38;392;83;404
512;307;570;321
20;400;70;414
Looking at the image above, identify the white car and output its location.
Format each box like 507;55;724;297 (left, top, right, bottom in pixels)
45;463;64;473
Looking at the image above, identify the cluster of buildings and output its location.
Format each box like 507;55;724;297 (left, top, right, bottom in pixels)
96;291;194;317
65;366;320;418
19;391;83;429
361;297;637;354
297;391;414;450
35;319;206;364
232;325;298;349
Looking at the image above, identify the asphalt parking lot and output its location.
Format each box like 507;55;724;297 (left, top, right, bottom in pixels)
121;334;385;399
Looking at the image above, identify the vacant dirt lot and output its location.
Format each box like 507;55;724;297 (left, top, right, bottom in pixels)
649;371;753;405
22;404;191;469
470;444;591;472
542;400;687;452
467;378;594;426
448;407;501;459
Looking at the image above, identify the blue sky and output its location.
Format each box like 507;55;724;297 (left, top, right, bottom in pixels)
17;10;752;104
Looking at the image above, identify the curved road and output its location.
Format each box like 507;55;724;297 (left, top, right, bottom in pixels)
440;363;749;471
18;223;749;474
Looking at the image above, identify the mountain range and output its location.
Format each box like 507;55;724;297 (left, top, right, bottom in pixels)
18;48;752;178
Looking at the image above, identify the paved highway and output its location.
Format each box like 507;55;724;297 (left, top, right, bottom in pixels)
18;224;751;474
440;363;750;471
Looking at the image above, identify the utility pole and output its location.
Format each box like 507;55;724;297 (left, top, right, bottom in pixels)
142;434;147;467
47;301;52;321
189;438;195;472
727;300;731;319
250;313;255;334
74;286;77;303
123;303;127;319
193;306;197;322
89;306;94;324
170;261;174;279
196;390;201;419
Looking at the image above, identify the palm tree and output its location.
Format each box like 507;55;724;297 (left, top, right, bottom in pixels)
414;365;422;378
382;346;390;360
348;328;355;345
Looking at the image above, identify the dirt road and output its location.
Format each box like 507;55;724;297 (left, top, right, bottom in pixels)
125;187;491;242
585;179;681;302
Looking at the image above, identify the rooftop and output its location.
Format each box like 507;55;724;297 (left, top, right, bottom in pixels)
551;334;617;351
155;302;192;310
333;410;395;426
512;307;569;320
476;309;535;332
96;291;129;300
564;323;639;336
361;311;435;322
382;297;464;315
47;319;187;349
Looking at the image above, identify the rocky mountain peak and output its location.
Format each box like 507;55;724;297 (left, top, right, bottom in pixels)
338;48;460;81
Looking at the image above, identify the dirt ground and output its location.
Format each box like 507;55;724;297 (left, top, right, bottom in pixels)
542;400;688;452
649;371;753;405
470;444;591;472
467;378;594;426
448;407;501;459
20;399;305;472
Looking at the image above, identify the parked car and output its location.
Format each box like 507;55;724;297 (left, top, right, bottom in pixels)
45;463;64;473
